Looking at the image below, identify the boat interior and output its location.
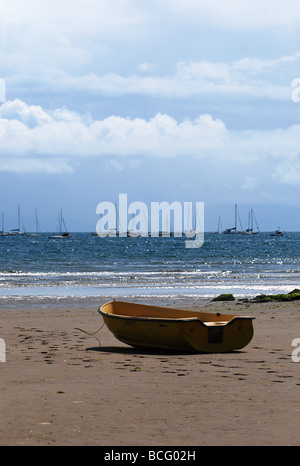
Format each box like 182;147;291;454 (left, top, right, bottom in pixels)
99;300;251;325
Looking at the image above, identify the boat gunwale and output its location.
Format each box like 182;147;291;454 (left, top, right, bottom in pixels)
98;302;254;328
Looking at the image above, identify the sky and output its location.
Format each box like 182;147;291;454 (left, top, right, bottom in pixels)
0;0;300;232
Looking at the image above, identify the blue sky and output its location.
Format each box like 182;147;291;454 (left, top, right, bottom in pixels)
0;0;300;232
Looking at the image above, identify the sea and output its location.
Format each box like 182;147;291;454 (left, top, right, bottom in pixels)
0;231;299;304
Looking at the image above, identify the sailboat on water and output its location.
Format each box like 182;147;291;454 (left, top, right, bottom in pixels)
243;209;259;235
270;227;284;237
0;213;8;236
223;204;243;234
8;204;26;235
214;216;223;234
49;210;70;238
27;208;44;237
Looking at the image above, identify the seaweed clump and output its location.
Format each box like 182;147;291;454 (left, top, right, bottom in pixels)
212;293;235;302
252;289;300;303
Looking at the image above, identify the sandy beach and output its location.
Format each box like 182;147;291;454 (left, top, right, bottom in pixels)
1;295;300;446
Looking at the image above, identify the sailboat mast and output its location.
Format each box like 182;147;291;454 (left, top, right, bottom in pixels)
253;210;259;232
235;204;237;230
35;208;38;233
18;204;20;231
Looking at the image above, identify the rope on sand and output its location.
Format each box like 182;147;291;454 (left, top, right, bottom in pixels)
74;322;105;346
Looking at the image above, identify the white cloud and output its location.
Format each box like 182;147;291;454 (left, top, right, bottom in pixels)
0;99;52;127
1;1;299;104
0;99;300;187
8;52;296;102
272;155;300;185
0;0;149;76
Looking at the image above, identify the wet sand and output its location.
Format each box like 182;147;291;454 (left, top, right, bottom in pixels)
0;295;300;446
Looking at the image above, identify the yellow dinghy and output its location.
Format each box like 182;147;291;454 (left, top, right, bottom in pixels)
98;301;254;353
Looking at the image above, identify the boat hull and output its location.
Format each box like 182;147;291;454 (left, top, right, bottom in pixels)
99;301;254;353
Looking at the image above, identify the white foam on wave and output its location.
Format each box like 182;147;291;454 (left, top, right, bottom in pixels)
0;283;296;299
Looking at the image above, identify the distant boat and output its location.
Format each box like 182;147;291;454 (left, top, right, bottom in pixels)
0;213;8;237
223;204;243;234
270;227;284;237
214;216;223;234
49;210;70;238
242;209;259;235
8;204;26;236
27;208;44;237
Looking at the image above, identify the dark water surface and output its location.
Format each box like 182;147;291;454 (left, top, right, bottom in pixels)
0;232;299;300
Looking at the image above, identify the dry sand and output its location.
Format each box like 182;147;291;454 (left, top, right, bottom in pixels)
0;295;300;446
